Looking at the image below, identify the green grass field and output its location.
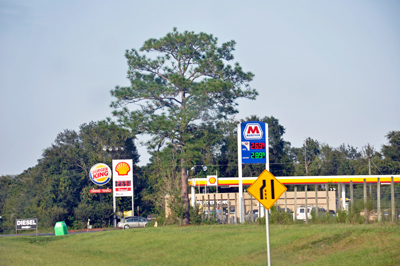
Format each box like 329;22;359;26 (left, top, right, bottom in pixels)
1;223;400;266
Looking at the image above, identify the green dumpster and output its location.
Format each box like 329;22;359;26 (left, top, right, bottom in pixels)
54;221;68;236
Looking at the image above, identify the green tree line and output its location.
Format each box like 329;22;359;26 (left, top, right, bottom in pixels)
0;116;398;232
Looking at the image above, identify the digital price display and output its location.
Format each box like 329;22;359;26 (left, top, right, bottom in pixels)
115;180;132;193
241;122;267;164
251;143;265;149
115;180;131;187
251;152;266;159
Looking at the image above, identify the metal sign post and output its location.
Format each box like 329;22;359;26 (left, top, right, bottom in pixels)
247;170;287;266
137;206;139;227
237;124;244;223
265;210;271;266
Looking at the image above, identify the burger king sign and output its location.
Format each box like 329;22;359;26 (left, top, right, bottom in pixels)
89;163;112;186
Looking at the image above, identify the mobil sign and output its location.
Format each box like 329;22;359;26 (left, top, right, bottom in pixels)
240;121;267;164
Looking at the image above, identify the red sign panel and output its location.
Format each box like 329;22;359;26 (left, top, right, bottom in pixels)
89;189;112;194
115;187;132;192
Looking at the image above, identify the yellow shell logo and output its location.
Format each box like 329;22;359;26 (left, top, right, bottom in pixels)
209;177;216;184
115;162;130;176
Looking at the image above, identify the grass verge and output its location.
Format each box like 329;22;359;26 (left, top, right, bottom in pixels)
1;223;400;266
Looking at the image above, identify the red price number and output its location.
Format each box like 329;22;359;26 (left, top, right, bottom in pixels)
250;143;265;150
115;180;131;187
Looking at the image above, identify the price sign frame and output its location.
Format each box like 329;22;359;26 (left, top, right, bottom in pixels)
112;159;134;228
240;122;267;164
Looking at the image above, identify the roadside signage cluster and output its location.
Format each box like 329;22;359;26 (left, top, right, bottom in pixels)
88;160;134;228
240;122;267;164
238;121;285;266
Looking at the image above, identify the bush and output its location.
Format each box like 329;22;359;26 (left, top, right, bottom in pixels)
257;216;266;225
269;206;293;224
189;205;202;225
156;213;166;226
347;200;364;224
256;207;293;225
335;210;347;223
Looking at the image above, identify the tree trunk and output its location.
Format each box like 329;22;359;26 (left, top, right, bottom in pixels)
181;159;190;225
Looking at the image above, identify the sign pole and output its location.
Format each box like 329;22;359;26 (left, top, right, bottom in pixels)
237;124;244;224
265;124;271;266
248;170;286;266
132;183;139;217
265;123;269;172
266;210;271;266
113;195;116;228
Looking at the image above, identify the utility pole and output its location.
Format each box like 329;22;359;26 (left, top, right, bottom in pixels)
368;156;372;197
368;156;371;175
304;146;308;174
364;179;368;224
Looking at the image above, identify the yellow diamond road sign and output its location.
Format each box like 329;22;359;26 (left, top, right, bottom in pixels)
247;169;287;210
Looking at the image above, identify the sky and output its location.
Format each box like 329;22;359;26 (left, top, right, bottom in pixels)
1;1;399;175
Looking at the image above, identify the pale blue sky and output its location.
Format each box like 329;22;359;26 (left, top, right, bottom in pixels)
1;1;399;175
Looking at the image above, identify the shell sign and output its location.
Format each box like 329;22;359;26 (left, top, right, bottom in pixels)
115;161;131;176
89;163;112;186
112;159;133;198
112;159;133;179
207;175;218;186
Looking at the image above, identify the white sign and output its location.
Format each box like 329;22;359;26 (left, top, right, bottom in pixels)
112;159;133;197
242;141;250;151
243;123;263;140
207;175;218;186
112;159;134;228
112;159;133;179
16;218;38;230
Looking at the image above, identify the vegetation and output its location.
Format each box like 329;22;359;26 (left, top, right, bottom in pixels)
1;119;399;232
0;121;140;232
110;28;257;224
1;223;400;265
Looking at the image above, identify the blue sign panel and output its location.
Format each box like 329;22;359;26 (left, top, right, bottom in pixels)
241;121;267;164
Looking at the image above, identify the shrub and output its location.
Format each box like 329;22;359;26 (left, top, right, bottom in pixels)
269;206;293;224
189;205;202;225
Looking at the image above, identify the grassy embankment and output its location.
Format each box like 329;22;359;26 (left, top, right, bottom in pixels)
1;223;400;266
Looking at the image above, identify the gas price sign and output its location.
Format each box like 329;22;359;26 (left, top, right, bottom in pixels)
115;180;131;187
241;122;267;164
